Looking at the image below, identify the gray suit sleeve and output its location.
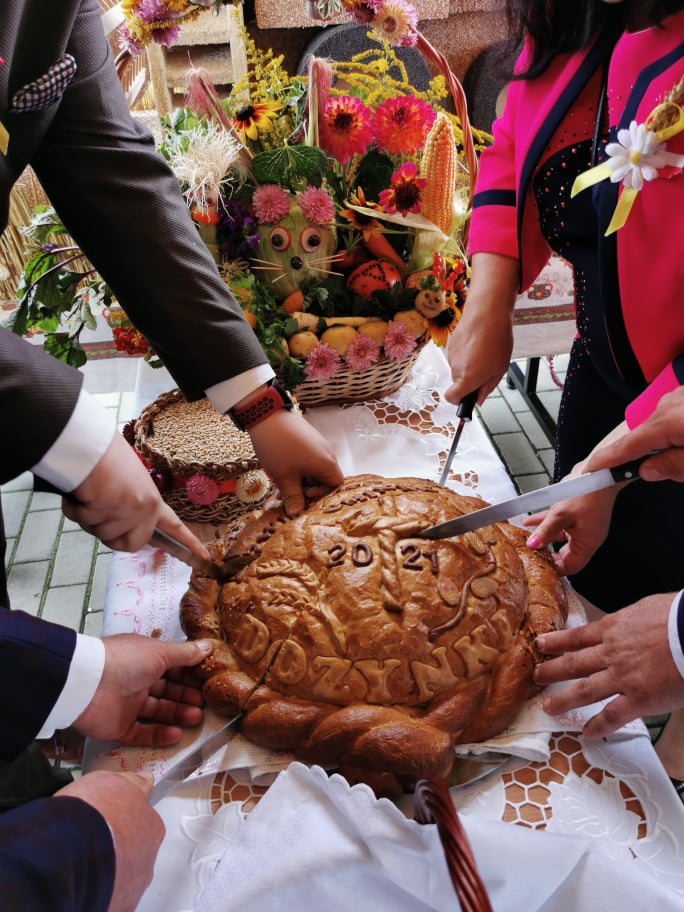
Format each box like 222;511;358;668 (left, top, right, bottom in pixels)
29;0;268;401
0;328;82;484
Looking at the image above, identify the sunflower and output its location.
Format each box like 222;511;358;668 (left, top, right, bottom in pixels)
230;101;282;142
426;305;461;347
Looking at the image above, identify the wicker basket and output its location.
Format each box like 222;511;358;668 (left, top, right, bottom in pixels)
274;34;479;410
285;339;427;409
134;389;274;523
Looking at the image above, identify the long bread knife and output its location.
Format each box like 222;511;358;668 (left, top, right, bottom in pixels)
422;458;645;540
150;528;249;582
147;711;244;806
62;491;245;582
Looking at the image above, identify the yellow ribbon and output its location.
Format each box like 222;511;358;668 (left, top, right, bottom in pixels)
0;121;8;156
571;101;684;236
646;100;684;140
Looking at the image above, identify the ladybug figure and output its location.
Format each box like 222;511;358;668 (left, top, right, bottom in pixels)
346;259;403;298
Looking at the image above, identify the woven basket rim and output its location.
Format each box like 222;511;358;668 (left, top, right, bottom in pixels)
134;388;262;480
284;339;427;408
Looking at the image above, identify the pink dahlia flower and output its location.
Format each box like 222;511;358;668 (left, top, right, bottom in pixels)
304;341;342;380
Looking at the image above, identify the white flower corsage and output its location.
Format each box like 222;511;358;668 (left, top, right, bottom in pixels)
604;120;677;190
571;97;684;235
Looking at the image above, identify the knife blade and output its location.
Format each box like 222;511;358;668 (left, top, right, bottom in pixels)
63;494;245;582
448;752;511;790
150;528;249;582
421;458;645;540
147;711;244;806
147;631;290;805
439;390;478;485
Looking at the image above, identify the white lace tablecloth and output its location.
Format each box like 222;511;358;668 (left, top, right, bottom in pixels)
85;342;684;910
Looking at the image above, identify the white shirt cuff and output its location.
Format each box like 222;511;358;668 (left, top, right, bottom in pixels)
32;389;117;493
667;590;684;680
205;364;275;415
36;634;106;737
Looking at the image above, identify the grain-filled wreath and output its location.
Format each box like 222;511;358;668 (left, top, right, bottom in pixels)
181;475;568;798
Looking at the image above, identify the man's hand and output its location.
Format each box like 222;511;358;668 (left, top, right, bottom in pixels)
249;408;344;517
535;594;684;738
56;770;163;912
63;432;210;560
73;635;213;747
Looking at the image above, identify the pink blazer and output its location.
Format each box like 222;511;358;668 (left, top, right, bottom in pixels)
469;10;684;426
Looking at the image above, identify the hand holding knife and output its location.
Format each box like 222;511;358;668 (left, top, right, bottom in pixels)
149;527;249;582
423;457;646;539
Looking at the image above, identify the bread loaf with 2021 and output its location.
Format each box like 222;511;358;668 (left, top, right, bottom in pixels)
181;475;568;798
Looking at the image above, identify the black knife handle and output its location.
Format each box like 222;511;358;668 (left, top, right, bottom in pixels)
608;457;647;483
456;389;478;422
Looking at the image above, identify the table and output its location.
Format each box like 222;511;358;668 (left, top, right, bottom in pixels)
84;343;684;911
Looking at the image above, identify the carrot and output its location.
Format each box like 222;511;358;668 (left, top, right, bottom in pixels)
363;228;407;275
281;289;304;314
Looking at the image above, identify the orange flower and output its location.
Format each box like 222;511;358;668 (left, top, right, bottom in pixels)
371;95;436;155
339;187;383;241
426;305;461;347
319;95;373;165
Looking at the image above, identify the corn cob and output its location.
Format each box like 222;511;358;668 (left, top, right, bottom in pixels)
419;112;458;236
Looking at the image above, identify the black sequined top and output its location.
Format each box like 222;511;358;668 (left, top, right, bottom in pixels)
531;70;629;396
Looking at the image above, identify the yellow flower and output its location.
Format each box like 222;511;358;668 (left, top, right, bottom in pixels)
426;305;461;347
230;101;282;142
371;2;418;47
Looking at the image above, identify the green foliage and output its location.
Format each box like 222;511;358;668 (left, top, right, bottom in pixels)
350;149;395;205
320;277;418;322
234;275;306;388
3;206;114;367
251;145;329;191
158;107;205;157
228;263;418;390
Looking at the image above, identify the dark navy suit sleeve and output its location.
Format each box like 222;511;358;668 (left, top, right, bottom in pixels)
0;610;76;761
0;612;115;908
0;796;115;911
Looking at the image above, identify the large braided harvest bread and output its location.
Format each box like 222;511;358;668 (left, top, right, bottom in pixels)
181;475;568;798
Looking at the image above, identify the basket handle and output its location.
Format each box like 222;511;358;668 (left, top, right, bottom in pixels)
414;777;493;912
